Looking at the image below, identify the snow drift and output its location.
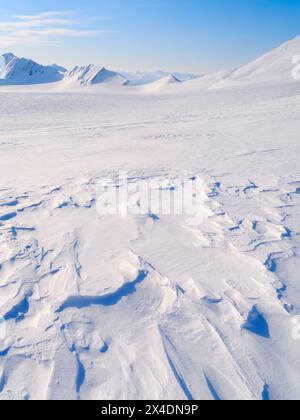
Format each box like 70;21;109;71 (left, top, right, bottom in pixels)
141;74;181;92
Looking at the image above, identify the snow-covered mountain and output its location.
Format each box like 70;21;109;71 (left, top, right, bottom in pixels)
1;35;300;90
63;65;128;87
213;35;300;88
120;70;199;85
0;53;65;85
0;54;128;88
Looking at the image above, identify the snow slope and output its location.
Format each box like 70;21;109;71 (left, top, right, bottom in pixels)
0;53;65;85
213;35;300;88
0;53;15;75
170;70;233;93
140;74;181;92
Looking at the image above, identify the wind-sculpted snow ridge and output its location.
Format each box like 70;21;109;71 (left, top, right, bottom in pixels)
0;167;300;399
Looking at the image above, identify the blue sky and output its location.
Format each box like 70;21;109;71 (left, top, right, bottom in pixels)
0;0;300;73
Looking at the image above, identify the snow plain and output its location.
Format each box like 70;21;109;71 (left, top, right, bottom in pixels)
1;38;300;400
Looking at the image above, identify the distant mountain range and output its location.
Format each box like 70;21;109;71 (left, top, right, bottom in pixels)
0;53;198;87
1;35;300;88
119;70;200;84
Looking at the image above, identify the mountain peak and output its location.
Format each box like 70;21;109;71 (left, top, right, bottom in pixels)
63;64;127;87
2;53;17;65
164;74;181;83
0;53;64;85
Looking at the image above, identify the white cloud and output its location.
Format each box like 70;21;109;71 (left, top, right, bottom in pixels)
0;34;55;47
0;10;107;47
15;11;73;21
0;19;78;30
9;28;100;39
